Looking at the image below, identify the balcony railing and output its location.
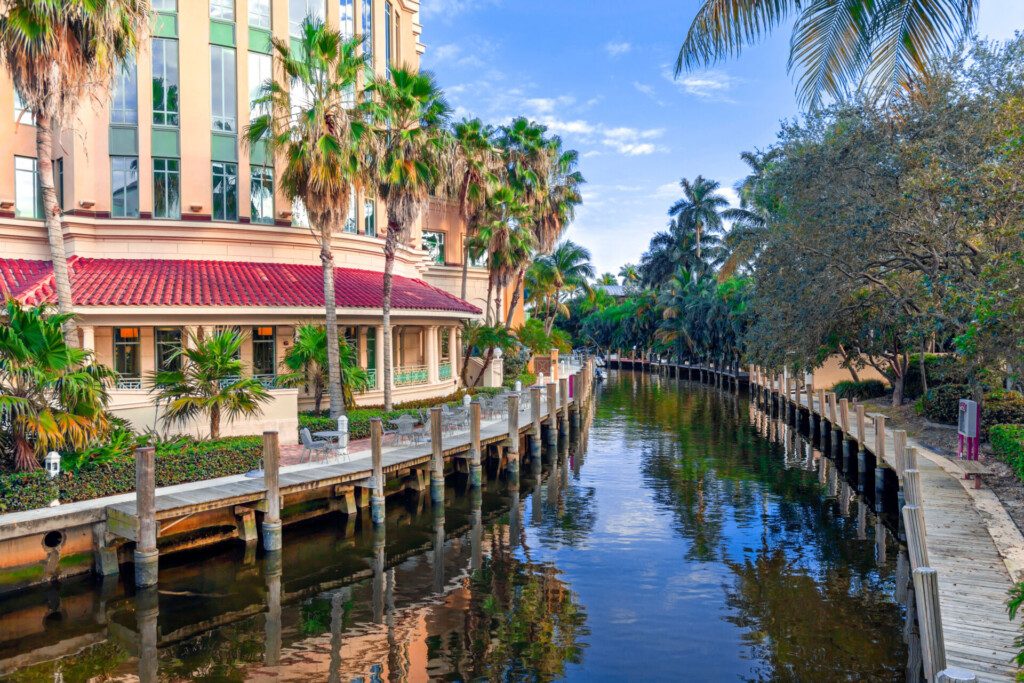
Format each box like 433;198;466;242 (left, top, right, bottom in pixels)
439;361;452;381
115;376;142;390
394;364;429;387
363;368;377;391
254;374;278;389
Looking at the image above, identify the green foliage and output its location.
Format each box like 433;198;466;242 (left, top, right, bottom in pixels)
831;380;888;401
61;424;140;473
505;371;537;389
0;437;263;513
990;424;1024;481
921;384;969;424
983;392;1024;437
902;354;969;400
280;324;368;411
516;318;555;354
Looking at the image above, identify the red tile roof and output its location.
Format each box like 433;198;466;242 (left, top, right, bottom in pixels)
0;257;480;314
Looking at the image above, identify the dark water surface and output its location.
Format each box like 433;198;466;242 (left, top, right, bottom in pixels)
0;371;912;681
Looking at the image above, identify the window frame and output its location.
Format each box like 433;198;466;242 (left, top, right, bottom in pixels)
289;0;326;36
110;156;140;218
14;156;42;220
210;0;235;21
252;326;276;377
422;230;446;265
363;197;376;236
152;38;180;127
153;157;181;219
155;327;183;372
212;161;239;222
249;165;275;225
248;0;271;28
210;45;238;133
114;327;142;382
110;57;138;125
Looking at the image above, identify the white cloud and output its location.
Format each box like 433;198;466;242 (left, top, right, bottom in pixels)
633;81;655;96
539;116;596;136
524;95;575;115
421;0;499;20
601;127;667;155
605;41;632;57
431;43;462;63
667;69;739;100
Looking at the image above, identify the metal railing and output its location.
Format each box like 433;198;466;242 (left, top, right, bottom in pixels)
439;361;452;381
115;376;142;390
363;368;377;391
394;364;429;386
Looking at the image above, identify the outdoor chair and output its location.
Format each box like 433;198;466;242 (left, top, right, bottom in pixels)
446;407;470;433
392;414;428;445
299;428;333;464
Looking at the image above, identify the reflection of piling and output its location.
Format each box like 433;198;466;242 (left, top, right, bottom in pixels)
433;504;445;594
328;588;349;683
430;407;445;504
469;401;482;488
262;432;283;551
133;446;159;587
470;488;483;573
264;550;282;667
372;526;385;624
559;377;570;438
136;586;159;683
875;518;888;564
370;419;385;525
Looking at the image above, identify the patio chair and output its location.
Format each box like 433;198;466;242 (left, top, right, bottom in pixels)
446;407;470;434
393;414;428;445
299;428;333;464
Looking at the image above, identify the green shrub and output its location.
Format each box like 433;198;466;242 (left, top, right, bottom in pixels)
0;471;58;513
0;437;263;513
921;384;969;424
990;424;1024;480
832;379;888;400
504;371;536;388
903;354;969;400
982;391;1024;438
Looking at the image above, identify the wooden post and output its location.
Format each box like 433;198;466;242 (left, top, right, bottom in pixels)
469;400;482;488
506;393;520;481
827;392;838;423
874;414;887;464
856;404;866;445
894;430;907;479
559;377;569;434
133;446;159;587
839;398;850;434
546;382;558;446
531;386;542;458
914;567;947;682
261;432;283;551
370;418;385;525
905;446;919;472
430;407;445;503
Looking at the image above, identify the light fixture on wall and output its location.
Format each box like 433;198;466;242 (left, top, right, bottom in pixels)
189;204;203;213
0;200;12;210
278;210;292;220
78;199;95;209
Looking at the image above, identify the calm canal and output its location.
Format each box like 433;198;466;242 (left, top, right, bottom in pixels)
0;370;912;681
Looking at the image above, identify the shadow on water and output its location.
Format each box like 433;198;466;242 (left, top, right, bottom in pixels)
0;370;916;681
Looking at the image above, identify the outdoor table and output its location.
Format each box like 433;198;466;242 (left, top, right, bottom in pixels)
389;419;428;444
313;430;347;457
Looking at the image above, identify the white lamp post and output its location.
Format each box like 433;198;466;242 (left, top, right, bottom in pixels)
44;451;61;479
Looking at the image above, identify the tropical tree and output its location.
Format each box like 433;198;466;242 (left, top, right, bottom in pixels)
639;216;723;286
668;175;729;263
244;19;365;419
150;329;271;440
596;273;617;286
618;263;640;288
365;67;450;411
525;240;595;334
0;301;114;471
676;0;976;105
280;324;369;413
446;118;499;300
460;320;516;386
0;0;151;346
477;185;533;326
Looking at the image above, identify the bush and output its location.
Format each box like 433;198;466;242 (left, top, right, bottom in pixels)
982;391;1024;437
504;371;536;389
990;424;1024;480
832;379;888;400
0;437;264;513
903;354;969;400
921;384;969;424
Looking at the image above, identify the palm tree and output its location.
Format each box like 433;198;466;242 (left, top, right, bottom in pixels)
280;324;369;413
446;118;499;301
596;273;618;286
0;1;150;347
477;184;533;326
618;263;640;287
365;67;450;411
150;329;271;440
0;301;115;471
668;175;729;263
244;20;364;419
531;240;594;334
720;150;779;276
676;0;975;105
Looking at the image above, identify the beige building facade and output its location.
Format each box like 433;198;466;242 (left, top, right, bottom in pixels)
0;0;513;431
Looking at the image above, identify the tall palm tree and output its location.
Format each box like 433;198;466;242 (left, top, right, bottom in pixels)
720;150;779;276
618;263;640;287
244;20;364;419
668;175;729;263
676;0;976;105
0;0;151;347
365;67;450;411
596;273;618;286
533;240;595;334
0;301;114;471
446;118;499;301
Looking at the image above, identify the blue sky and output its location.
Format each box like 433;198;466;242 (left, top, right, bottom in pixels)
420;0;1024;276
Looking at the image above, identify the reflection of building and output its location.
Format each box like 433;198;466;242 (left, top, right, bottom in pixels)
0;0;522;433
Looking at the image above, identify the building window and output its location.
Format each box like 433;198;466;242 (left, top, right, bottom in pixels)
422;231;445;264
14;156;42;219
152;38;180;127
250;166;274;224
252;326;276;376
292;198;309;227
290;0;325;35
440;328;450;359
469;247;488;268
340;0;354;37
343;191;357;233
13;89;34;125
211;46;237;132
153;157;181;219
249;0;271;28
363;198;375;236
248;51;272;123
114;328;141;384
111;156;140;218
155;327;183;372
212;162;239;221
360;0;373;60
153;0;176;10
210;0;234;21
384;1;392;71
110;57;138;125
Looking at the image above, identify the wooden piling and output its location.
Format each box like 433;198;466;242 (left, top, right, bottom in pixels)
531;386;543;458
546;382;558;446
894;430;907;479
839;398;850;434
874;414;887;465
134;446;159;587
261;432;282;551
559;377;570;434
914;567;947;682
370;418;385;525
469;400;482;488
430;407;445;503
506;393;520;480
856;404;867;445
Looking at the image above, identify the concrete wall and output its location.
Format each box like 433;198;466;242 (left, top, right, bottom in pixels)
110;388;299;439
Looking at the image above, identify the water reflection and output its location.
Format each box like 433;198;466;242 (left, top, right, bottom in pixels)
0;371;916;681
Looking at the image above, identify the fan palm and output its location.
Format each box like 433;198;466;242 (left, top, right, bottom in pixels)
364;67;450;411
0;0;151;346
280;324;369;412
0;301;114;471
668;175;729;263
676;0;976;106
244;19;365;419
150;329;271;440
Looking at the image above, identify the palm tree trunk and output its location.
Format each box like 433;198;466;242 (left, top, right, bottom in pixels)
460;242;470;301
211;404;221;440
504;269;525;330
320;236;346;418
36;113;77;347
484;275;494;326
14;435;38;471
695;221;702;262
382;219;399;411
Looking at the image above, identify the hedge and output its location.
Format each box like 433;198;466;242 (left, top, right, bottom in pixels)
990;424;1024;481
921;384;969;424
980;391;1024;437
832;379;888;400
0;437;263;513
903;354;969;400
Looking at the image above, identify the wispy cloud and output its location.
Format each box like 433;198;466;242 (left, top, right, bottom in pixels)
524;95;576;115
665;68;739;101
605;41;632;57
421;0;500;20
602;127;667;156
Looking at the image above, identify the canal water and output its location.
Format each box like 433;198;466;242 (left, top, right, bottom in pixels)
0;370;913;681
